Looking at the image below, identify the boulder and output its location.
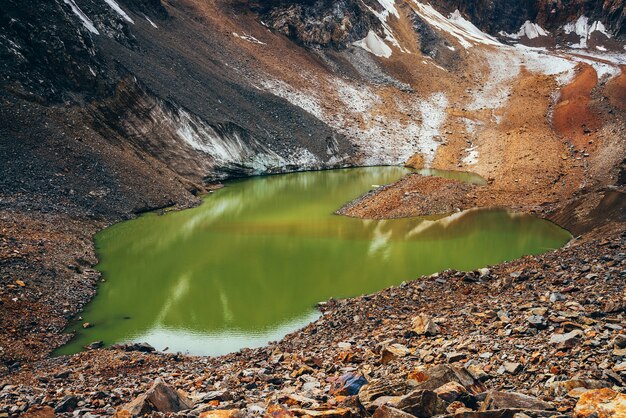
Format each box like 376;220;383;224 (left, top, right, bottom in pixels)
330;372;368;396
434;381;468;403
396;389;447;417
381;344;411;363
545;379;611;397
410;365;486;395
480;391;553;412
549;330;582;349
574;388;626;417
372;405;416;418
118;378;193;416
358;379;408;412
412;314;440;336
54;395;80;413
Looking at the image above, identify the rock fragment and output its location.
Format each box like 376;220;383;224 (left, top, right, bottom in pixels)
396;389;447;417
118;378;192;416
411;314;440;336
573;388;626;417
480;391;554;412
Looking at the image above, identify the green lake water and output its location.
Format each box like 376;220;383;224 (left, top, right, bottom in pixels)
57;167;571;356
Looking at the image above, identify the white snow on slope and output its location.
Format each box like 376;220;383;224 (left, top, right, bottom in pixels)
354;30;393;58
258;79;324;119
502;21;549;40
63;0;99;34
145;16;158;29
410;3;500;49
361;0;408;54
564;16;611;48
104;0;134;24
233;32;266;45
175;108;326;173
377;0;399;18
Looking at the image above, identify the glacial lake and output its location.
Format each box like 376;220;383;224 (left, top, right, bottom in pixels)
57;167;571;356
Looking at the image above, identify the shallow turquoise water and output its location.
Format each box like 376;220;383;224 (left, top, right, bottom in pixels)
57;167;571;356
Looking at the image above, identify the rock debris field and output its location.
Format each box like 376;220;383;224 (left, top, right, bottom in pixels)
2;229;625;417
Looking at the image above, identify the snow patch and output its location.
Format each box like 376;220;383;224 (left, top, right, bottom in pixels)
362;0;408;54
514;45;577;84
63;0;99;34
502;21;549;40
467;51;519;112
145;16;158;29
415;92;448;166
410;3;501;49
353;30;393;58
233;32;266;45
259;79;324;119
563;16;611;49
104;0;134;24
377;0;399;18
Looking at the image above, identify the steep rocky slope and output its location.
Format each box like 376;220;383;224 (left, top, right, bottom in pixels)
0;0;625;415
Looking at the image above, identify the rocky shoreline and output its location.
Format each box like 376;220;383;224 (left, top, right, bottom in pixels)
2;217;624;416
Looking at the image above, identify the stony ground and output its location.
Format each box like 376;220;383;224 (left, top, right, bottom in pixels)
2;225;624;417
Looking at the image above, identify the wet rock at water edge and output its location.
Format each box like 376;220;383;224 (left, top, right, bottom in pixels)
85;341;104;350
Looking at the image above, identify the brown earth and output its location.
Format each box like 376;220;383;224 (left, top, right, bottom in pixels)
337;175;477;219
553;64;600;150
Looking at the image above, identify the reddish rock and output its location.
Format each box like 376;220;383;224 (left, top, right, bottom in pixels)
574;388;626;418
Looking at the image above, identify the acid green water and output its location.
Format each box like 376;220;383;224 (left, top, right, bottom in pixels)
58;167;571;356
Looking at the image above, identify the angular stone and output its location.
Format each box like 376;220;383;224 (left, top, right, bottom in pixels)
546;379;611;397
446;352;467;363
549;330;582;349
396;389;447;417
118;378;193;416
503;362;522;375
614;334;626;349
372;405;416;418
54;395;80;413
412;314;440;336
410;365;486;395
330;372;367;396
480;391;553;412
359;379;408;412
434;381;468;403
574;388;626;417
381;344;411;364
526;315;547;330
